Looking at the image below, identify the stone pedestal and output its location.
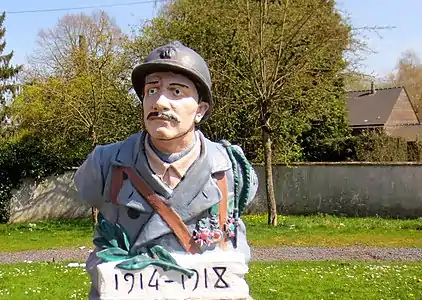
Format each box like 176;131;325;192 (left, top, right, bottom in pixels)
96;250;251;300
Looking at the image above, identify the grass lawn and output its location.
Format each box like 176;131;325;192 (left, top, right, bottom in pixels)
0;219;93;252
246;214;422;248
0;260;421;299
1;214;421;252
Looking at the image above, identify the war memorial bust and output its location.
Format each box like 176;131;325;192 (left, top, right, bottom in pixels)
74;41;259;300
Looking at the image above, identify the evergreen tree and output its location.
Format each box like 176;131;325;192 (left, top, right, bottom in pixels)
0;12;22;108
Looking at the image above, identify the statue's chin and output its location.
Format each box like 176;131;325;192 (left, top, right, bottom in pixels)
147;128;178;141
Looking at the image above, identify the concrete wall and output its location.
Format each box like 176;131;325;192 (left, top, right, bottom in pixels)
8;163;422;223
246;163;422;218
9;172;91;223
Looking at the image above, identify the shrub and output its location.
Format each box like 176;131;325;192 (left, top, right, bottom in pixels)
305;131;420;162
0;130;85;223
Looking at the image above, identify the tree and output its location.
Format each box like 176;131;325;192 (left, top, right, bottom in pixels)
27;11;125;79
394;50;422;117
12;11;140;149
0;12;22;121
344;73;375;91
130;0;351;225
235;0;351;225
11;11;141;225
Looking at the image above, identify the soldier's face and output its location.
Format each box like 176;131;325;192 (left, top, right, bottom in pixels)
143;72;209;141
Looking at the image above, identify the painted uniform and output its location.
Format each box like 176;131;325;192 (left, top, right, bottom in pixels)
74;130;258;299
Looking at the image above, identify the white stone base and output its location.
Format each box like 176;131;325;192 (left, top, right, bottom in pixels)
97;249;250;300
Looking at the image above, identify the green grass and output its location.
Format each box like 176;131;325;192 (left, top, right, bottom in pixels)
0;219;93;252
1;214;422;252
246;214;422;248
0;261;421;299
247;261;422;299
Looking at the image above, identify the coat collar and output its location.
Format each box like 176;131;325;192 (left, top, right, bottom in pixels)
111;130;231;175
110;130;232;252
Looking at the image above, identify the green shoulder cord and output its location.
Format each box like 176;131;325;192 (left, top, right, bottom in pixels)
223;141;253;215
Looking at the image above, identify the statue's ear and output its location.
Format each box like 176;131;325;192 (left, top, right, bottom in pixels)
195;102;209;124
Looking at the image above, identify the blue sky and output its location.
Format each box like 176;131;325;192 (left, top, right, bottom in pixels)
3;0;422;78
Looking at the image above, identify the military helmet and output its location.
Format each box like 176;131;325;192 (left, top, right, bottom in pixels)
131;41;213;123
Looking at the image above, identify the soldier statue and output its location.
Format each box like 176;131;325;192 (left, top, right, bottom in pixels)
74;41;258;300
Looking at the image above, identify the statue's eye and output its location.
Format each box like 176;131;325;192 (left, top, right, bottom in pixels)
148;88;158;95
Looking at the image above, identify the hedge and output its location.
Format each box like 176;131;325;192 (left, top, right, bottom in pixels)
306;132;421;162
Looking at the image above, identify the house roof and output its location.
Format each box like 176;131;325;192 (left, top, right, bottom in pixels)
346;87;404;127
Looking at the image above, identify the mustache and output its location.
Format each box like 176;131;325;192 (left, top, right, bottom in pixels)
147;111;180;123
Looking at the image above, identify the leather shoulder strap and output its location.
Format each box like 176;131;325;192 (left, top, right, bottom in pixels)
110;166;123;205
111;166;200;254
215;171;229;248
110;166;230;253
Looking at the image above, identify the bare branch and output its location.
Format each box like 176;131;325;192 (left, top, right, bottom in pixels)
243;0;264;100
270;0;289;87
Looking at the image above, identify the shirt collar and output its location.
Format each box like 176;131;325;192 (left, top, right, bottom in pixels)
144;134;201;179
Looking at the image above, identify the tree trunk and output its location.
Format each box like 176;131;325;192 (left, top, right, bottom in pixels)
91;207;98;227
262;128;277;226
91;130;99;227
